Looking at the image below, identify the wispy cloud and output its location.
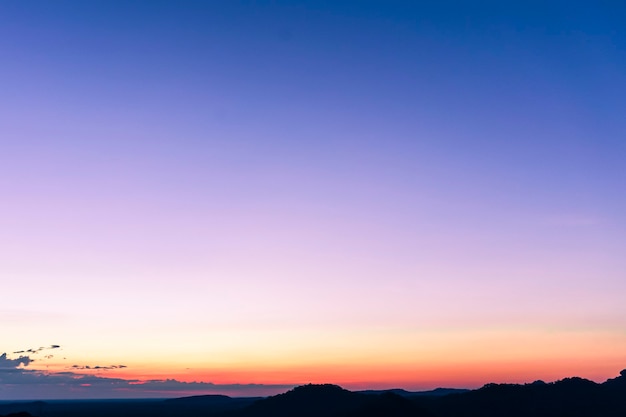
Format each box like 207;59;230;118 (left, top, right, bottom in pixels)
13;345;61;355
70;364;127;370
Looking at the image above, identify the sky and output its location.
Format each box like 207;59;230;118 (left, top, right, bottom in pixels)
1;0;626;400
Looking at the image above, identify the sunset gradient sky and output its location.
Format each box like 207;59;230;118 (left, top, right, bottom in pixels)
1;0;626;399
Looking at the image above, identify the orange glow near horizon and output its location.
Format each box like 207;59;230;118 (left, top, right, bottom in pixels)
39;357;626;392
11;323;624;400
37;327;626;391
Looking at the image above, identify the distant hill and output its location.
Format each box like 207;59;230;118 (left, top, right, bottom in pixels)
233;370;626;417
165;394;260;408
165;394;233;403
356;388;469;397
0;403;43;417
241;384;365;417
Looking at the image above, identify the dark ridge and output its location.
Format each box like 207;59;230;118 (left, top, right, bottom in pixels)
427;372;626;417
1;413;34;417
165;394;234;403
410;388;470;397
242;384;365;417
357;388;414;396
357;388;469;397
0;403;44;417
164;394;261;411
345;392;433;417
603;368;626;389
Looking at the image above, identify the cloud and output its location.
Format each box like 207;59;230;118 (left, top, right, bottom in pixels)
0;366;294;399
13;345;61;355
1;346;60;370
70;364;128;370
1;348;293;399
0;353;33;369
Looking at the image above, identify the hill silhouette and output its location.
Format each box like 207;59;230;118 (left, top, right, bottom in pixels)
164;394;259;410
357;388;469;397
344;392;433;417
165;394;232;403
234;370;626;417
428;370;626;417
241;384;365;417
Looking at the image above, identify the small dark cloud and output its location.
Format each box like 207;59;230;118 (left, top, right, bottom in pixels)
71;364;127;370
13;345;60;355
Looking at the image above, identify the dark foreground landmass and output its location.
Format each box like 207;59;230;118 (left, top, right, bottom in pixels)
1;369;625;417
